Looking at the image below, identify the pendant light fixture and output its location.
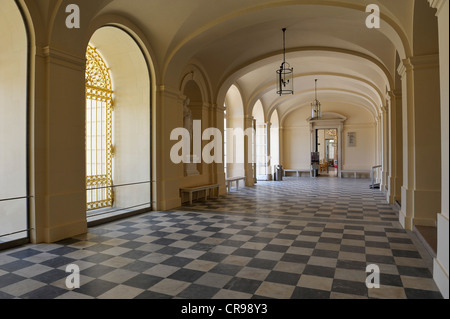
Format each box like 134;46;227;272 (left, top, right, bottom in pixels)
276;28;294;96
311;79;322;119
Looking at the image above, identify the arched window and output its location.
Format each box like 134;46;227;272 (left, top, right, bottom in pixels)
0;1;28;247
85;45;114;211
253;100;267;180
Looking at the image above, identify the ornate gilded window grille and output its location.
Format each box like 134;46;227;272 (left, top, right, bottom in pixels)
85;45;114;211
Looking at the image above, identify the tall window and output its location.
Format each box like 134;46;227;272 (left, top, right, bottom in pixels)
256;123;268;176
85;45;113;211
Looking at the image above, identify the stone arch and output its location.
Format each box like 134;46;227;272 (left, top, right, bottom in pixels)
86;26;152;223
0;0;30;246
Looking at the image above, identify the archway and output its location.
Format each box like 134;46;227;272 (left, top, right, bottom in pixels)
224;85;245;179
86;26;152;224
0;1;29;247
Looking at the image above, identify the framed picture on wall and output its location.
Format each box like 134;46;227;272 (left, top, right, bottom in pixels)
347;132;356;147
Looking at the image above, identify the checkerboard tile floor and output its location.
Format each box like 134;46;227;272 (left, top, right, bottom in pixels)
0;177;443;299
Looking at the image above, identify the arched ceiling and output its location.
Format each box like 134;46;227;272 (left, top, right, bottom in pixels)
91;0;414;120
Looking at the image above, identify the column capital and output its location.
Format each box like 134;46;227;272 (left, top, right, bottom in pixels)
38;45;86;71
428;0;446;15
157;85;183;100
216;104;226;112
388;89;402;99
397;59;412;77
409;54;440;69
398;54;440;76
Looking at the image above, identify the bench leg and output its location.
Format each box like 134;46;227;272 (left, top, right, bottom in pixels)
189;193;193;205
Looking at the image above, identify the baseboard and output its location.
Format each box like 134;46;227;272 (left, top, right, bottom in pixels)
433;257;449;299
414;225;437;259
87;207;152;227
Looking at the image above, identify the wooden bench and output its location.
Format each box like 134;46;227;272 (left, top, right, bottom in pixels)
226;176;246;192
180;184;220;205
283;169;312;177
339;170;371;179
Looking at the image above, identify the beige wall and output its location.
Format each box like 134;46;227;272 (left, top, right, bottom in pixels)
283;107;312;170
430;0;449;300
342;125;376;170
282;104;376;171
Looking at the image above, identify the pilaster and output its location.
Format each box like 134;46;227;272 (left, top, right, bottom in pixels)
387;90;403;205
32;46;87;243
397;55;441;230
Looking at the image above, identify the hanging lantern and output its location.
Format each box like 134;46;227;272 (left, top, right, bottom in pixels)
276;28;294;96
311;79;322;119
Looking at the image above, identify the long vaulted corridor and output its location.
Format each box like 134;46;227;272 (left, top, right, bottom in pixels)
0;178;442;299
1;0;448;303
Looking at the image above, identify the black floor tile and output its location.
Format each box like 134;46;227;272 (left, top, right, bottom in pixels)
404;288;443;299
291;287;330;299
397;266;432;278
246;258;278;270
73;279;117;297
161;256;193;268
169;268;205;282
177;284;220;299
265;271;300;286
223;277;262;294
31;269;67;284
21;285;67;299
303;265;335;278
122;274;163;290
7;249;41;259
0;273;26;288
332;279;368;297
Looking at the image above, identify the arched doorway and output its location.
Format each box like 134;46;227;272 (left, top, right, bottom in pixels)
0;1;29;248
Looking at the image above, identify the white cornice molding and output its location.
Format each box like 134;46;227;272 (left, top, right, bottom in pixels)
397;59;412;77
398;54;439;76
157;85;183;100
428;0;447;16
409;54;440;69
